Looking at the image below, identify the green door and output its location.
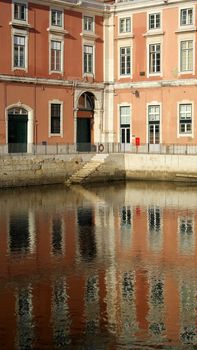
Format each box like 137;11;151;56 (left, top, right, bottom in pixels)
77;118;91;152
8;115;28;153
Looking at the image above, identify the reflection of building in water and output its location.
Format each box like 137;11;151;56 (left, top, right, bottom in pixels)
148;272;166;340
85;275;99;335
178;215;195;255
148;206;163;252
120;271;138;338
0;186;197;348
51;278;70;347
16;285;34;350
120;206;132;248
179;279;197;345
77;207;97;262
8;211;35;255
51;215;65;256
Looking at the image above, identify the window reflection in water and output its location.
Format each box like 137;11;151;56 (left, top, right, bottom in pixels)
16;285;34;350
77;207;97;262
121;271;138;337
148;275;166;338
148;206;163;252
9;212;35;255
51;278;71;347
120;206;132;247
179;216;195;254
85;276;99;335
180;281;197;345
51;216;64;256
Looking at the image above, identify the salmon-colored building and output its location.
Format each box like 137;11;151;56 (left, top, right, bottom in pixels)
0;0;197;153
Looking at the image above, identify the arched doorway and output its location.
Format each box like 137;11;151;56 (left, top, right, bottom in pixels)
8;107;28;153
77;92;95;152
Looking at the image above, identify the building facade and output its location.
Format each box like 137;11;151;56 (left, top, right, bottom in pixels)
0;0;197;153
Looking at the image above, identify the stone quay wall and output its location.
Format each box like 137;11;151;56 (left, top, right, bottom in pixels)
0;153;197;188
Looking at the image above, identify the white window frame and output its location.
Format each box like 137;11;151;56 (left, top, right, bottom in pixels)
49;35;64;74
179;6;194;28
147;37;162;77
117;103;132;143
178;35;195;75
83;15;94;33
119;46;131;77
148;11;161;31
50;8;64;29
12;0;28;24
49;100;63;137
177;101;193;137
83;42;95;76
148;43;161;75
12;28;28;71
146;102;162;143
119;16;131;34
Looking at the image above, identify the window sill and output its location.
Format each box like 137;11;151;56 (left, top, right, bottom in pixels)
116;33;134;39
118;75;132;80
179;71;194;75
47;27;69;36
175;27;197;34
148;73;162;78
49;134;63;137
143;30;164;37
12;67;28;72
49;71;64;75
80;32;98;40
178;134;193;138
83;74;94;82
9;21;31;29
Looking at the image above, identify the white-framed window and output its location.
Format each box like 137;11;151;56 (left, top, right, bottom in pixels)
180;8;193;26
120;105;131;143
12;29;28;71
13;1;27;22
149;43;161;74
50;39;63;72
147;104;161;144
180;40;193;72
119;17;131;33
149;13;161;30
49;101;63;136
84;16;94;32
14;35;25;68
84;45;94;74
120;47;131;76
179;103;192;135
51;9;63;28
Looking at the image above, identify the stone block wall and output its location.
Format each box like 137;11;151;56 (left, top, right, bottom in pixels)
1;153;197;188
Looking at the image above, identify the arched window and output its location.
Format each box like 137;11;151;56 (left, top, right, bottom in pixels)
78;92;94;111
8;107;28;115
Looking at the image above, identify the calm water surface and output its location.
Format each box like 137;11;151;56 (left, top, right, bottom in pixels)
0;182;197;349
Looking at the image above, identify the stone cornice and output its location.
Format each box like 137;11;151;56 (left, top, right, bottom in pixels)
30;0;108;14
113;78;197;89
113;0;197;14
0;75;105;90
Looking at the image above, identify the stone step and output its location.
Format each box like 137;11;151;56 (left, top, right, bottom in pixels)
65;154;109;185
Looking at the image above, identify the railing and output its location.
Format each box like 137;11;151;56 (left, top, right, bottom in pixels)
1;143;197;156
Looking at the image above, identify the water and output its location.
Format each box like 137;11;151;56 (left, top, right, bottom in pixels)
0;181;197;349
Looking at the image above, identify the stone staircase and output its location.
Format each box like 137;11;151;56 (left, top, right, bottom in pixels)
65;153;108;186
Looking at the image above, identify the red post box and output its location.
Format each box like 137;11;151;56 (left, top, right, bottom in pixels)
135;137;140;146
